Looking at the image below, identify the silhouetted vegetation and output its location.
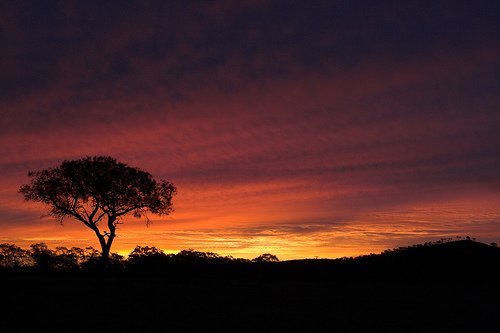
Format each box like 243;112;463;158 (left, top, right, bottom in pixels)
19;156;176;259
2;238;499;281
2;239;500;332
252;253;280;262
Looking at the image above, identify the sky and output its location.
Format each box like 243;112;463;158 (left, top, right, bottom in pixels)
1;0;499;259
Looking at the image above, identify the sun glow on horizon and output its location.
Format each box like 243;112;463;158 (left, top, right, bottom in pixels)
3;192;499;260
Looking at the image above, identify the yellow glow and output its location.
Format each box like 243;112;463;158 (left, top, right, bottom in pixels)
3;182;500;260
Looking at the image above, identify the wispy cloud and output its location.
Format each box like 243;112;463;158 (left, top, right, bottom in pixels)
1;1;499;258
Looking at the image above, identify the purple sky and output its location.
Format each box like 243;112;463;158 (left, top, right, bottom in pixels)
1;0;499;258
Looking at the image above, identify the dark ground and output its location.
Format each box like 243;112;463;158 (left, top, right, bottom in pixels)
1;240;499;332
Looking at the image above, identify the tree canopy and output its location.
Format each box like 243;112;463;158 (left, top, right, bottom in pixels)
19;156;177;259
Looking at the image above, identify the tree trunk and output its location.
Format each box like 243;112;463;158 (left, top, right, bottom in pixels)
96;234;109;260
93;215;117;261
101;243;111;260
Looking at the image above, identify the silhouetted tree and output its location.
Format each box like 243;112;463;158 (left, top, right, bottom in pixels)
19;156;177;260
0;243;34;268
128;245;166;263
62;246;101;265
128;245;166;258
126;245;169;271
175;249;219;262
253;253;279;263
29;242;57;269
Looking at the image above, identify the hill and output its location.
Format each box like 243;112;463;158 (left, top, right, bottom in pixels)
277;239;500;281
1;240;499;332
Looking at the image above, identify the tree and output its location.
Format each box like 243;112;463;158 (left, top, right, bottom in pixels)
252;253;279;263
0;243;34;269
127;245;168;270
19;156;176;260
128;245;166;260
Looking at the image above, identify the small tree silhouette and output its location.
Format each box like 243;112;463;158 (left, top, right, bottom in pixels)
0;244;34;268
30;242;57;269
128;245;166;259
19;156;176;260
252;253;279;263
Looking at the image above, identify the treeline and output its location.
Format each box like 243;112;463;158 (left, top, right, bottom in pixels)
2;239;499;281
0;243;279;272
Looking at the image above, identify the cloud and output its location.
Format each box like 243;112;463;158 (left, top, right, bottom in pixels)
1;0;499;258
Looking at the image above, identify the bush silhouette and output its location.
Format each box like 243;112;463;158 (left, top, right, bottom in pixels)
253;253;279;262
0;243;34;269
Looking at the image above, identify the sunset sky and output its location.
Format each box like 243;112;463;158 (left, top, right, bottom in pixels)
1;0;499;259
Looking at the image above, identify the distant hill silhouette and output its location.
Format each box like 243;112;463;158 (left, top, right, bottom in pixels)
252;239;500;283
1;239;500;332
